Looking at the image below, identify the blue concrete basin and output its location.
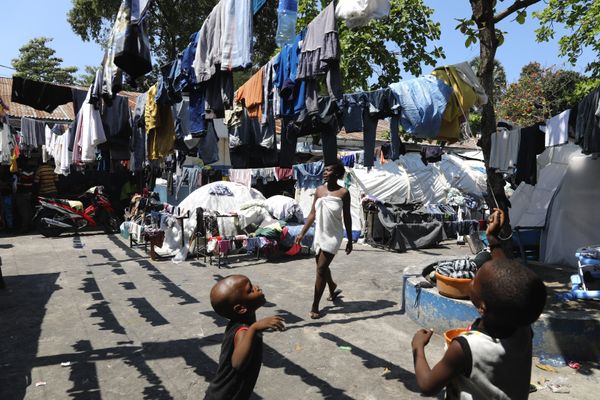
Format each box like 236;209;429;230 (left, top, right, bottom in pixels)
404;273;600;363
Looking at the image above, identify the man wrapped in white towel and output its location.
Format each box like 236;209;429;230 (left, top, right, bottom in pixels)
295;161;353;319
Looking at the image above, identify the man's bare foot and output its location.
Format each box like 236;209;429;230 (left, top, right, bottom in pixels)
327;288;342;302
309;311;321;319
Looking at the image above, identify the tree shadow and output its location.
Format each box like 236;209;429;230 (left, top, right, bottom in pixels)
128;297;170;326
262;343;353;399
0;272;61;400
318;332;421;393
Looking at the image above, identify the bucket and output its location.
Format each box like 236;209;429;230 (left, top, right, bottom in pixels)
435;272;472;299
444;328;467;347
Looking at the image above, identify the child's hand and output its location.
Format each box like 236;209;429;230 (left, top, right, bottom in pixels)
294;235;304;245
345;241;353;254
486;208;505;237
411;329;433;349
253;316;285;332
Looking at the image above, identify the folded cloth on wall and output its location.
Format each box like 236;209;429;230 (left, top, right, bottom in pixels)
313;196;344;254
544;109;570;147
11;77;72;113
436;258;478;279
208;183;234;196
389;76;452;139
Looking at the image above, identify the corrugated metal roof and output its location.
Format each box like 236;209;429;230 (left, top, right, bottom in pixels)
0;77;141;123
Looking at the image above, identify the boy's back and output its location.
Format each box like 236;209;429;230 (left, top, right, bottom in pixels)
446;323;532;400
204;320;263;400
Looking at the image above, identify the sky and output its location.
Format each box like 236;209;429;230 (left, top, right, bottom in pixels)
0;0;594;83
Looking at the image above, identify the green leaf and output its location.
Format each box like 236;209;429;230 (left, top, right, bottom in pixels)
516;10;527;25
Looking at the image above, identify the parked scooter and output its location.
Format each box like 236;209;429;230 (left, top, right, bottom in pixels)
34;186;120;237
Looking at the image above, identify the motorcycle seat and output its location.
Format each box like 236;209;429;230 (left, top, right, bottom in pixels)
67;201;84;211
53;198;84;211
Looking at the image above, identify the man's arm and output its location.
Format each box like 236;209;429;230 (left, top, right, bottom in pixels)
486;208;507;260
412;329;467;395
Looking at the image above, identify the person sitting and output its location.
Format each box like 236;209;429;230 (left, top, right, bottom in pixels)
411;209;547;399
205;275;285;400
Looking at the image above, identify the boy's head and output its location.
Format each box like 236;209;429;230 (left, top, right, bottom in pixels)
210;275;266;320
324;161;345;182
470;259;546;329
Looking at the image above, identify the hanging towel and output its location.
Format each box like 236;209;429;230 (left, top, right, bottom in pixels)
313;195;344;254
544;109;570;147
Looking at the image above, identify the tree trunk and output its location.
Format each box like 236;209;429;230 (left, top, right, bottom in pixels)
471;0;513;242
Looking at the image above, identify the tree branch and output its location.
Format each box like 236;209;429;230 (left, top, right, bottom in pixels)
493;0;542;23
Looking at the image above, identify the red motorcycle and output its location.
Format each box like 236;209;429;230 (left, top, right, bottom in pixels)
34;186;120;237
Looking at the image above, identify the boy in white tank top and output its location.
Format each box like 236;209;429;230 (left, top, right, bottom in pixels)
411;209;547;399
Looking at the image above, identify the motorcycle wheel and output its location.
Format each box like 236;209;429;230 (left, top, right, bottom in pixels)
35;210;62;237
99;211;120;234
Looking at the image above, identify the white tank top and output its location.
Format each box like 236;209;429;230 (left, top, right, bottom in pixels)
446;324;533;400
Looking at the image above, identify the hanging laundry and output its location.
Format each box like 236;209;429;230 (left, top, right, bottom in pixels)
274;31;307;118
229;168;253;187
543;109;571;147
197;120;220;165
335;0;390;28
489;126;520;173
235;67;265;119
360;88;398;167
11;77;72;113
575;87;600;154
113;0;153;81
431;66;478;142
193;1;224;83
19;117;46;150
275;167;294;180
72;86;107;164
145;84;176;160
293;161;324;189
515;123;545;185
0;121;15;165
297;2;343;112
389;75;452;140
221;0;253;71
437;62;487;106
101;1;129;98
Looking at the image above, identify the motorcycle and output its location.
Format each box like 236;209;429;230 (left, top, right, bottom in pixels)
34;186;120;237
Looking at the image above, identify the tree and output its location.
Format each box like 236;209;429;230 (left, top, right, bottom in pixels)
11;37;78;85
77;65;100;86
535;0;600;78
469;57;507;104
455;0;542;218
298;0;443;92
497;62;586;126
68;0;277;70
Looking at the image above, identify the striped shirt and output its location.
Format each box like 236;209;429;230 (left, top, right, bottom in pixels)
34;164;58;195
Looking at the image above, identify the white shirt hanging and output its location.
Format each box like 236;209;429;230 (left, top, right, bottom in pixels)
335;0;390;28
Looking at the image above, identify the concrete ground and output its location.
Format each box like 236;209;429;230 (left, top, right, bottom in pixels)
0;232;597;399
